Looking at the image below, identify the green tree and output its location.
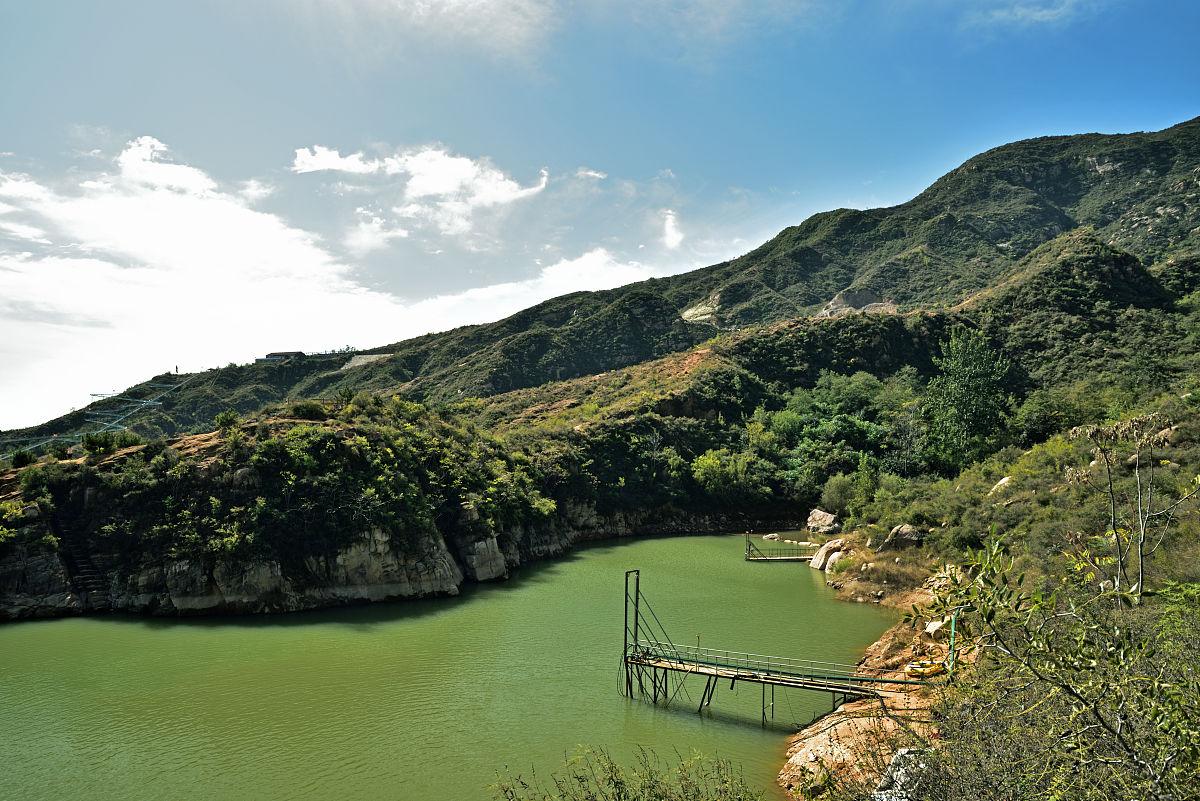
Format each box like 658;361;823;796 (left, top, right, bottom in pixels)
81;431;117;456
691;448;773;505
924;328;1011;470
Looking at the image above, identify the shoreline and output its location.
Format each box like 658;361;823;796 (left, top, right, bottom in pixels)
772;535;947;798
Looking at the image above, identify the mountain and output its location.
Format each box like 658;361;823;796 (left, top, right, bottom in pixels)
5;116;1200;445
5;117;1200;623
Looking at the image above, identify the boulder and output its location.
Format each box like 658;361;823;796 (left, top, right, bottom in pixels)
986;476;1012;496
810;538;846;570
876;524;924;552
825;550;849;573
806;508;841;535
871;748;930;801
762;532;780;541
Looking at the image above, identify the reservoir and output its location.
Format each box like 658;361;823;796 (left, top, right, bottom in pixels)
0;534;896;800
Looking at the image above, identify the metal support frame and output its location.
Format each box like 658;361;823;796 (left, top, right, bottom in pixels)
622;569;938;727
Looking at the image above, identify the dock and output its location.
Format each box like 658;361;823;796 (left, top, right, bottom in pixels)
621;570;934;724
743;533;817;562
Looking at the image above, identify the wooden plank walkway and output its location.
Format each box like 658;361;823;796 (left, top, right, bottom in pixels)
626;652;881;698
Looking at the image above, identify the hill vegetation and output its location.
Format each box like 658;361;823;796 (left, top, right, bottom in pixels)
5;117;1198;447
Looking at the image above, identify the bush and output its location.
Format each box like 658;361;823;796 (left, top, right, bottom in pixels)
290;400;327;420
820;472;855;515
114;430;142;448
47;440;72;459
691;448;774;504
10;450;36;468
213;410;240;431
492;748;758;801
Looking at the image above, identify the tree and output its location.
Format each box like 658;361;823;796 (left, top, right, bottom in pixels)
81;431;117;456
924;328;1011;470
920;539;1200;800
1066;413;1200;601
691;448;773;505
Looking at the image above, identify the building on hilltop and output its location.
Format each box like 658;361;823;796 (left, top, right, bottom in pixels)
255;351;305;363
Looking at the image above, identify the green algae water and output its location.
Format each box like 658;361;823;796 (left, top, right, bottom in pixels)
0;535;895;800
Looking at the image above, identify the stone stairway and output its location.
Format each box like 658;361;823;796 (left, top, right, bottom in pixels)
48;515;112;611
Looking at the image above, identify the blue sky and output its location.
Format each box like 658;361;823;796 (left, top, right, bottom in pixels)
1;0;1198;428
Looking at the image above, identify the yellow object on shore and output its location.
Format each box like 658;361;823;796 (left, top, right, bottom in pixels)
904;660;946;679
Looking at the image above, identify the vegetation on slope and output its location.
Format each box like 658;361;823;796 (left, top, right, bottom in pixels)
6;117;1199;446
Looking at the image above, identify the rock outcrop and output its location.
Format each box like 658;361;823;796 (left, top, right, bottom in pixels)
815;288;899;319
825;550;850;573
1;504;807;621
807;508;841;535
811;538;847;571
107;528;465;616
0;542;81;620
986;476;1012;496
871;748;931;801
876;524;924;552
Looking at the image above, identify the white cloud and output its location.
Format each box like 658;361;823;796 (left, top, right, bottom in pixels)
576;167;608;180
294;143;547;237
403;248;656;324
0;139;660;429
239;179;275;203
0;220;51;244
319;0;559;58
964;0;1094;26
344;209;409;255
292;144;381;174
115;136;217;194
662;209;683;249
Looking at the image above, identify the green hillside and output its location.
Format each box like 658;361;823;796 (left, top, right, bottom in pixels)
5;116;1200;451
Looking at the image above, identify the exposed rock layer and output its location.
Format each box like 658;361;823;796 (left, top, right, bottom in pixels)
0;507;802;621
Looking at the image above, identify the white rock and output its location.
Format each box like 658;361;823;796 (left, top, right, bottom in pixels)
810;538;847;570
987;476;1012;496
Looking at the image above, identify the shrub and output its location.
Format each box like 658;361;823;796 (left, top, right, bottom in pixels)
492;748;758;801
114;430;142;448
10;450;35;468
691;448;773;504
290;400;327;420
47;440;72;459
213;410;240;431
81;431;117;455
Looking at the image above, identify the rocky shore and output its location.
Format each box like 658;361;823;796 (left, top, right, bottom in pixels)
772;512;953;799
0;496;804;621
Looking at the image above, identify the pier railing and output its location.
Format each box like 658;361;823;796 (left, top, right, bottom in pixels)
744;535;819;561
627;640;921;686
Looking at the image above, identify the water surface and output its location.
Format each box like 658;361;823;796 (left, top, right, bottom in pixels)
0;534;895;800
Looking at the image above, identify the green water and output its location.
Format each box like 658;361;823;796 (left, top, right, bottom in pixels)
0;535;895;801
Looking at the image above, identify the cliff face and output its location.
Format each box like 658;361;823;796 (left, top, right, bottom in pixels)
0;502;799;622
0;540;80;619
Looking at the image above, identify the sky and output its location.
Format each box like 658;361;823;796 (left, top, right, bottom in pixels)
1;1;1198;430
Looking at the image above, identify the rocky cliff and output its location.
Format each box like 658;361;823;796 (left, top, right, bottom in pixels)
0;499;800;622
